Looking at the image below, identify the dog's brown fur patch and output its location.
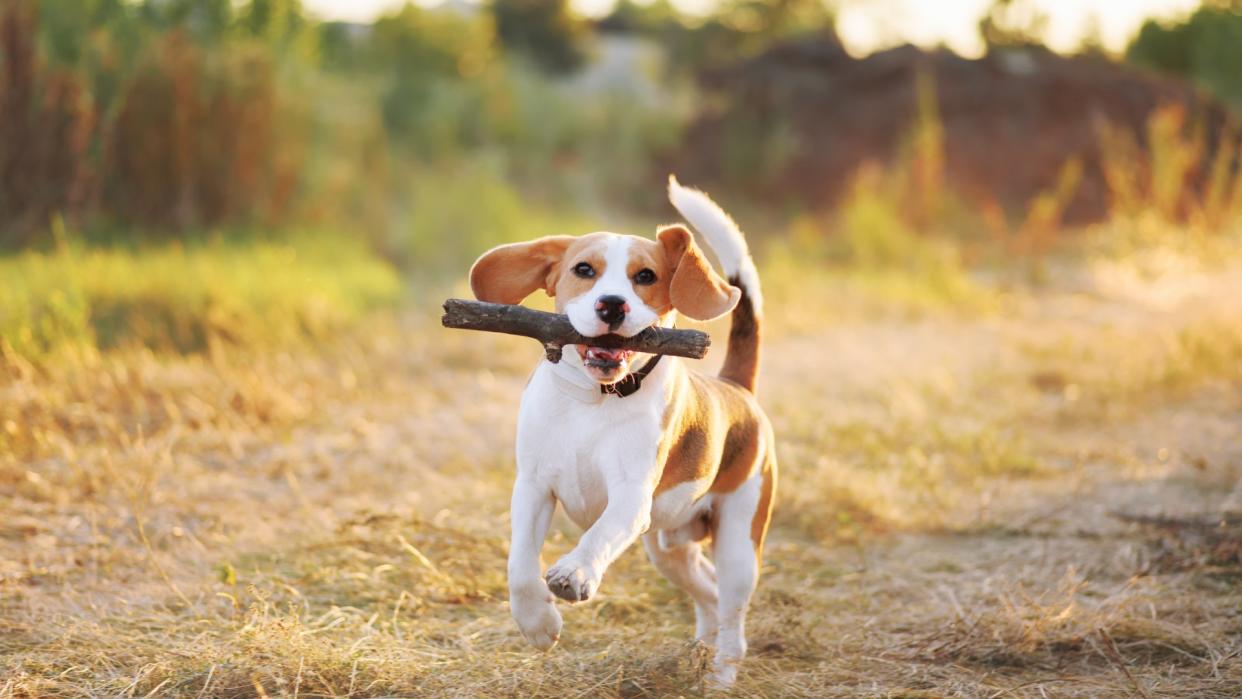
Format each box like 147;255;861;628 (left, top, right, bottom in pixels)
719;278;761;392
550;235;612;309
469;236;576;305
625;238;675;314
658;226;740;321
751;449;776;554
655;366;766;497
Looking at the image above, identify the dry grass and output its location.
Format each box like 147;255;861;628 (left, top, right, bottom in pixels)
3;250;1242;697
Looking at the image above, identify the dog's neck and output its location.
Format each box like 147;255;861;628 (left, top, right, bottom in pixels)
545;349;603;403
545;348;671;404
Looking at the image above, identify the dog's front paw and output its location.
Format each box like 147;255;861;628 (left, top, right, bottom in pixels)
510;583;562;650
707;642;746;689
544;558;599;603
706;661;738;690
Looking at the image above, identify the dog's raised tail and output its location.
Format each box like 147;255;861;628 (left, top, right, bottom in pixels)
668;175;764;393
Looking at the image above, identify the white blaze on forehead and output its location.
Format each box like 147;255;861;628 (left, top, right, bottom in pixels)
599;236;633;291
562;234;660;339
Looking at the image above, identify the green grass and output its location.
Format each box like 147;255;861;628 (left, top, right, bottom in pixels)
0;232;401;361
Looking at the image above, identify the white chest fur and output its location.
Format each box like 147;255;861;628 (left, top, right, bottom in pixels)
515;355;700;531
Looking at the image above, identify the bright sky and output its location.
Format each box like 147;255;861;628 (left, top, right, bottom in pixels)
301;0;1204;57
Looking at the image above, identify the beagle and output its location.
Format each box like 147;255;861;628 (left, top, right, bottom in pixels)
469;177;776;687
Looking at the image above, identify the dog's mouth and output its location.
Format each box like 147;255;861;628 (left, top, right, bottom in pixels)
577;345;634;381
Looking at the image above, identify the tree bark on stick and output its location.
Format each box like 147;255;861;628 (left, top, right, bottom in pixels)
441;298;711;363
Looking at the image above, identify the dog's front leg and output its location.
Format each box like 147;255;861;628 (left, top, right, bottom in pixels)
545;467;654;603
508;476;562;650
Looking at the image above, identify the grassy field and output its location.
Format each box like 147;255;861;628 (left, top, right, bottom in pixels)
2;234;1242;697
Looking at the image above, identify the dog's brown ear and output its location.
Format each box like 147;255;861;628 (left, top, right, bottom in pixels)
470;236;576;304
657;225;740;321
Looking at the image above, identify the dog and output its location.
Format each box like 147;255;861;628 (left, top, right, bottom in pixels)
469;176;776;687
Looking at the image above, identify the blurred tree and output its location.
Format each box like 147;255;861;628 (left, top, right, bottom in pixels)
318;20;362;71
242;0;292;38
238;0;317;59
104;32;299;230
601;0;833;73
1076;14;1107;57
0;1;95;246
717;0;833;40
979;0;1049;50
35;0;133;65
371;4;495;78
1127;4;1242;106
490;0;586;74
707;0;835;69
138;0;234;42
598;0;682;35
369;4;499;154
33;0;145;119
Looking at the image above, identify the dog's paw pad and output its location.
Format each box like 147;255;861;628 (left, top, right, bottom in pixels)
544;563;596;603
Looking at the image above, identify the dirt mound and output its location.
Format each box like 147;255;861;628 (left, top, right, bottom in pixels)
671;36;1236;224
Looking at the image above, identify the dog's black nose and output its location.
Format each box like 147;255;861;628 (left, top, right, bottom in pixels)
595;295;628;327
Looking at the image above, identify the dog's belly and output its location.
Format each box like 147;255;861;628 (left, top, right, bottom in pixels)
651;478;713;531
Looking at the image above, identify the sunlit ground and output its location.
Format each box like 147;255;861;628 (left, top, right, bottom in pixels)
3;230;1241;697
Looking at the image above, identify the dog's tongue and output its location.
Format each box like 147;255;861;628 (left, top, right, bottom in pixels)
587;347;626;362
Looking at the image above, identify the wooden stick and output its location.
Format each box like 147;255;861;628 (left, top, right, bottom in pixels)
441;298;711;363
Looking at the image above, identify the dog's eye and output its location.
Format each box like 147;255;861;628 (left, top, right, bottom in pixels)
573;262;595;279
633;268;656;285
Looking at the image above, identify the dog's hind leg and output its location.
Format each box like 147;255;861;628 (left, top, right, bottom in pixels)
707;461;774;688
642;531;719;643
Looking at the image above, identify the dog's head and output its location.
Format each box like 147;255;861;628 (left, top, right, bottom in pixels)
470;227;739;384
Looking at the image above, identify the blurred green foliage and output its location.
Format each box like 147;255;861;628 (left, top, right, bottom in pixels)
368;5;500;154
492;0;586;74
0;0;316;241
1127;3;1242;106
601;0;833;72
0;231;399;359
0;0;687;271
